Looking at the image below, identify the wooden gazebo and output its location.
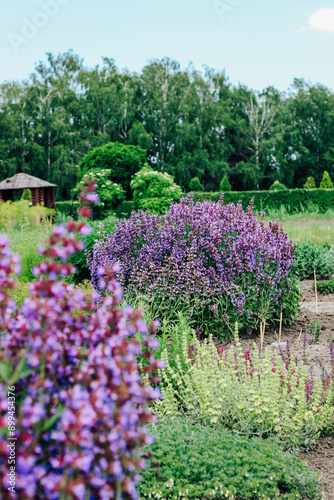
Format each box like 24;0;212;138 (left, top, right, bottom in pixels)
0;173;56;209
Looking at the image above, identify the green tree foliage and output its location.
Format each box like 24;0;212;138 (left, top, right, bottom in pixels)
131;164;182;214
78;142;146;198
1;53;334;199
320;170;334;189
219;174;232;192
304;176;316;189
188;176;202;191
269;180;288;191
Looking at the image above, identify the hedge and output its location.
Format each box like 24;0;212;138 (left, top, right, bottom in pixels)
57;188;334;219
55;201;80;218
188;188;334;213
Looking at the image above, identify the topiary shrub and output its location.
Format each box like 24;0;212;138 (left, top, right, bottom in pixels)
78;142;147;197
294;238;334;280
131;164;182;215
89;195;297;337
269;180;288;191
188;177;202;192
0;182;161;499
138;420;323;500
304;177;316;189
20;188;32;202
219;174;231;192
320;170;334;189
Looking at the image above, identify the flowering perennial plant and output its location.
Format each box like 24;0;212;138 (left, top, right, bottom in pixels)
156;323;334;449
89;195;297;336
0;181;161;499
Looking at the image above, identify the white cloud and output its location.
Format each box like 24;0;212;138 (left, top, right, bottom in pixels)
308;8;334;33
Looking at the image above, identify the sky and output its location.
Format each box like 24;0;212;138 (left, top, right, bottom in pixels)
0;0;334;91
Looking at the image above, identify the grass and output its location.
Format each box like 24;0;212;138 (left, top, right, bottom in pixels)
282;223;334;245
263;207;334;245
7;224;53;282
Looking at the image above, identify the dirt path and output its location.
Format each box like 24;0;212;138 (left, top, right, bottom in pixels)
236;281;334;499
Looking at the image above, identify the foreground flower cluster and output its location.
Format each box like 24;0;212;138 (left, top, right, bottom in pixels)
89;195;297;334
0;183;161;499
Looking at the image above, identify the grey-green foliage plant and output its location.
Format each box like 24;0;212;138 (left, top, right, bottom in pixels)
138;420;322;500
155;322;333;450
131;164;182;214
294;238;334;279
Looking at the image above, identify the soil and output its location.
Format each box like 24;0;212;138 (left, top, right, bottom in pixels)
236;281;334;499
283;219;334;227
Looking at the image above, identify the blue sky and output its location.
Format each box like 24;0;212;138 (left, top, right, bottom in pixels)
0;0;334;91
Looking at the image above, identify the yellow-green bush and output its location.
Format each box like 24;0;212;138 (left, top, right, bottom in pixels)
0;200;55;230
156;323;333;449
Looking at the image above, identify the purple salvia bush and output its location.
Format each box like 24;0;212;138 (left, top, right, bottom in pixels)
89;195;296;335
0;181;161;499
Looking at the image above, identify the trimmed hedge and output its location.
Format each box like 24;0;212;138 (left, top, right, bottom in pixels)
55;201;80;218
188;188;334;213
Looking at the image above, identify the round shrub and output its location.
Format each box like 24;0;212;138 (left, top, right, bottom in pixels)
131;164;182;215
0;184;161;499
78;142;147;197
269;180;288;191
138;420;322;500
89;195;297;337
188;177;202;192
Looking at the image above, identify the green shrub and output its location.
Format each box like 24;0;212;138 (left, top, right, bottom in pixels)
155;323;334;449
316;278;334;295
269;180;288;191
55;201;80;219
131;164;182;215
294;239;334;279
219;174;231;192
78;142;146;197
67;215;116;284
189;188;334;213
304;177;316;189
138;420;322;500
188;176;202;191
72;168;125;212
20;188;32;201
320;171;334;189
115;200;136;219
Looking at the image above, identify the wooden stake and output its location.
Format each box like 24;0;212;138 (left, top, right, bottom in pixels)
314;269;319;315
279;309;283;344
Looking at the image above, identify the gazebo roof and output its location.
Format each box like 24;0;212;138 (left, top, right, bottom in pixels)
0;173;57;190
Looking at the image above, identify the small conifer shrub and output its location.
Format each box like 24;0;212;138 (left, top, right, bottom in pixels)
304;177;316;189
320;171;334;189
219;174;231;192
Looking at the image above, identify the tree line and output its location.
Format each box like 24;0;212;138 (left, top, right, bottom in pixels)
1;51;334;200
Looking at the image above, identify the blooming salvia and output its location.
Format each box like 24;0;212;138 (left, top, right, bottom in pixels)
0;180;162;499
89;195;297;334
